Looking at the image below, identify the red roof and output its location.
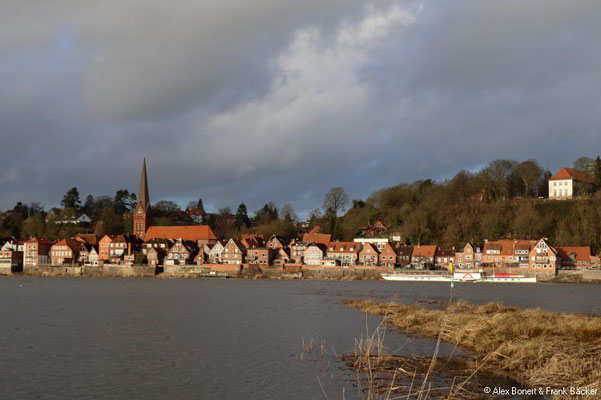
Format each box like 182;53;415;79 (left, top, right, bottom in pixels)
556;246;591;262
73;234;99;246
144;225;217;242
412;245;437;257
327;241;359;253
51;238;80;251
550;167;594;183
302;232;331;245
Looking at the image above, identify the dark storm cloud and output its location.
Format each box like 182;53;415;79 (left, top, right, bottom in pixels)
1;0;600;216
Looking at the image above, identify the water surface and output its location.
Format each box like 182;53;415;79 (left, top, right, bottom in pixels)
0;277;597;399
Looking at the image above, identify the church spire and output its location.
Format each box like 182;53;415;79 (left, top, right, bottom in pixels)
138;157;150;211
134;157;151;239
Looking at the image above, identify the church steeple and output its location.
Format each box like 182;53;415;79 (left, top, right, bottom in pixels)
138;157;150;211
133;158;151;239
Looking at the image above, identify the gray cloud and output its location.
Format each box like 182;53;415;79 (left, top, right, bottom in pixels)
1;1;600;216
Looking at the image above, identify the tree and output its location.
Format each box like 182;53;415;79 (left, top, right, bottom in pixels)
516;160;543;197
196;198;205;212
280;203;298;239
61;187;81;210
512;202;540;239
254;203;278;224
538;170;552;198
218;207;232;215
28;202;44;216
128;193;137;212
573;156;594;173
593;156;601;191
13;202;29;219
402;208;430;244
96;207;122;235
234;203;250;229
280;203;297;221
81;195;95;215
482;160;518;200
21;215;45;238
153;200;181;217
449;171;475;203
114;189;132;214
308;208;322;227
323;187;349;217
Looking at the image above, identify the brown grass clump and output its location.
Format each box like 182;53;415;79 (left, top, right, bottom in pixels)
345;299;601;398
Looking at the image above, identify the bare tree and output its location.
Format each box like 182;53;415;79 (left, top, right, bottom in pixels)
516;159;543;197
573;156;594;173
323;187;349;217
280;203;297;222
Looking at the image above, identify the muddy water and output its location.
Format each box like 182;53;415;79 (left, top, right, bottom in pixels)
1;277;594;399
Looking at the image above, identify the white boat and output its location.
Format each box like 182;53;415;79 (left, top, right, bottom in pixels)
381;273;452;282
381;272;537;283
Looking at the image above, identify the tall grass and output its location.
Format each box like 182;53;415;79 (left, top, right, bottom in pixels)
346;299;601;399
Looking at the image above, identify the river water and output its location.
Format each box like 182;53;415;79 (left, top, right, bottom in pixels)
0;277;598;399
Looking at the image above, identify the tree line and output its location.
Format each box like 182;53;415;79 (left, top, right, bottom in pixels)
314;157;601;252
2;156;601;251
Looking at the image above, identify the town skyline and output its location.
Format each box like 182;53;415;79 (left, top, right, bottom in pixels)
2;1;601;213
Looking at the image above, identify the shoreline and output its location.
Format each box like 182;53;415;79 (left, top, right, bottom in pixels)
345;299;601;399
1;265;600;283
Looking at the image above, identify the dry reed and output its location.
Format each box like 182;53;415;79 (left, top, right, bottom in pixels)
346;299;601;399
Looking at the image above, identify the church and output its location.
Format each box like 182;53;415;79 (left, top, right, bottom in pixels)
133;158;218;245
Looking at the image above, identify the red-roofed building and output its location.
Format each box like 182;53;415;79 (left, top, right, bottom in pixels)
358;243;379;266
361;220;387;237
304;243;327;266
23;237;53;266
132;158;219;245
481;238;558;277
50;239;80;266
411;245;438;269
144;225;218;245
302;232;331;246
98;235;115;261
222;239;246;265
326;241;360;266
266;235;287;250
164;239;198;266
455;242;482;269
378;243;396;268
246;247;272;266
549;167;595;200
435;248;456;270
556;246;592;269
273;247;290;267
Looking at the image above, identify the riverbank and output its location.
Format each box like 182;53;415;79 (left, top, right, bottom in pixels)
2;265;601;283
346;299;601;399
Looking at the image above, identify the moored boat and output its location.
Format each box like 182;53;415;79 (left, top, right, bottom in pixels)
381;271;537;283
381;273;452;282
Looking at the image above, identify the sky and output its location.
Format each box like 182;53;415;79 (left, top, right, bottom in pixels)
1;0;601;216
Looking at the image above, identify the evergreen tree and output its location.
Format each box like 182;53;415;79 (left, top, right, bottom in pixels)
82;195;95;215
593;156;601;191
114;189;131;214
196;198;205;212
235;203;250;229
61;187;81;211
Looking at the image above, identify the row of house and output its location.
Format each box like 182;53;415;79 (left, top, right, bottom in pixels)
2;230;600;280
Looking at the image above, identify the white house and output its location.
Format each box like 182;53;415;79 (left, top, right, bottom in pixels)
549;167;594;200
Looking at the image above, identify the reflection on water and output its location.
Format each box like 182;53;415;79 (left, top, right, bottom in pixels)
0;277;594;399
